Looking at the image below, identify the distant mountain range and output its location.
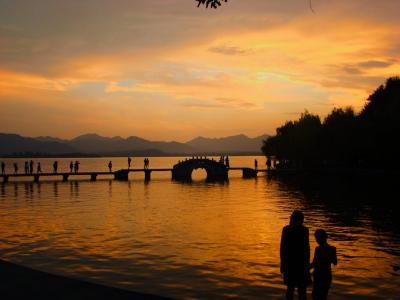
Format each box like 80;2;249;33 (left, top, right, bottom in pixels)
0;133;269;157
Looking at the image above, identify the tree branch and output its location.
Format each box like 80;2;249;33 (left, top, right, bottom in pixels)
196;0;316;12
196;0;228;9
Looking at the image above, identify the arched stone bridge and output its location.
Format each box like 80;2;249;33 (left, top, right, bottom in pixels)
172;158;228;182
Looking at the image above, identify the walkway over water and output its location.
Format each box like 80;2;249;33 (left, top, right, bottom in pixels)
0;158;273;183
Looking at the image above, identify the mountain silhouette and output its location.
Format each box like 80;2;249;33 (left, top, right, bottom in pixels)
67;134;194;154
187;134;269;153
0;133;77;156
0;133;268;156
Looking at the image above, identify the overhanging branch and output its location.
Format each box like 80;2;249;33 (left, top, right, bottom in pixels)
196;0;315;12
196;0;228;9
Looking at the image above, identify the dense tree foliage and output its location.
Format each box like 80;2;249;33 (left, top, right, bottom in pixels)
262;77;400;170
262;111;322;168
359;77;400;167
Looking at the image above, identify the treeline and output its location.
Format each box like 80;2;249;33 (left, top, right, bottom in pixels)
262;77;400;170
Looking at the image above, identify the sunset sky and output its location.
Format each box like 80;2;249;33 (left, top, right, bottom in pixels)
0;0;399;141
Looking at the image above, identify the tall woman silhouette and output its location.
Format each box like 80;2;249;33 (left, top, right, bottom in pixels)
280;210;311;300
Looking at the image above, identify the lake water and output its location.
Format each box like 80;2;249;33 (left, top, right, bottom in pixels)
0;156;399;299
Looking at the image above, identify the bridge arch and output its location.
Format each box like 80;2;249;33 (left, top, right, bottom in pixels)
172;158;228;182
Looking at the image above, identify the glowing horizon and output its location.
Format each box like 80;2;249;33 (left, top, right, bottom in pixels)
1;0;399;142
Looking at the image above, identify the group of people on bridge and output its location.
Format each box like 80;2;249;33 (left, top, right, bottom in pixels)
175;155;274;171
219;155;230;168
143;158;150;169
0;160;47;174
0;160;81;175
106;157;149;171
254;156;273;170
1;156;275;176
0;158;141;175
176;155;231;167
69;161;80;173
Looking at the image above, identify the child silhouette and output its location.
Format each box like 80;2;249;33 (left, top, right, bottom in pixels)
310;229;337;300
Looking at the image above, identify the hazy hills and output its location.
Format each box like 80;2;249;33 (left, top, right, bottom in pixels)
0;134;77;156
186;134;267;153
0;133;269;157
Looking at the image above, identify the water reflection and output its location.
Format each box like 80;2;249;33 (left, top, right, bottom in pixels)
13;183;18;198
53;182;58;198
272;174;400;299
37;182;42;197
69;181;80;198
275;174;400;247
108;180;112;198
0;158;399;299
127;181;132;202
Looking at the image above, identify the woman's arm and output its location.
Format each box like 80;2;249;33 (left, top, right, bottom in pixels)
305;227;310;267
280;227;287;274
310;247;317;270
332;246;337;266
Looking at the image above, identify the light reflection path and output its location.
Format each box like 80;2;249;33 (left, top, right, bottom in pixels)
0;156;399;299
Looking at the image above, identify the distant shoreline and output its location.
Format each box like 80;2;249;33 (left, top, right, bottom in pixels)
0;152;265;159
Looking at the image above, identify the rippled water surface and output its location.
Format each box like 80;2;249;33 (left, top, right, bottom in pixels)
0;156;399;299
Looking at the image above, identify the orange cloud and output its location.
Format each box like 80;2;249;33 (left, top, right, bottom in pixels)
0;0;399;139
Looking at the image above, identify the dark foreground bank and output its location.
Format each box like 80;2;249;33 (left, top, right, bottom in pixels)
0;260;172;300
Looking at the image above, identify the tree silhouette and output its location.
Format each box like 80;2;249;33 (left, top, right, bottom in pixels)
262;111;321;168
262;77;400;170
358;77;400;168
320;107;358;167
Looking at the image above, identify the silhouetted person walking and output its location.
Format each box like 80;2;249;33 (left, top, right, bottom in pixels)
266;156;272;170
310;229;337;300
1;161;5;174
29;160;34;174
128;157;132;169
255;159;258;170
108;161;112;173
37;162;42;174
225;156;230;168
280;210;311;300
53;161;58;173
69;161;73;173
13;163;18;174
74;161;80;173
24;161;29;174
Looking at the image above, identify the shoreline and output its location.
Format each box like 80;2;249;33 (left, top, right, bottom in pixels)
0;259;172;300
0;153;265;159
